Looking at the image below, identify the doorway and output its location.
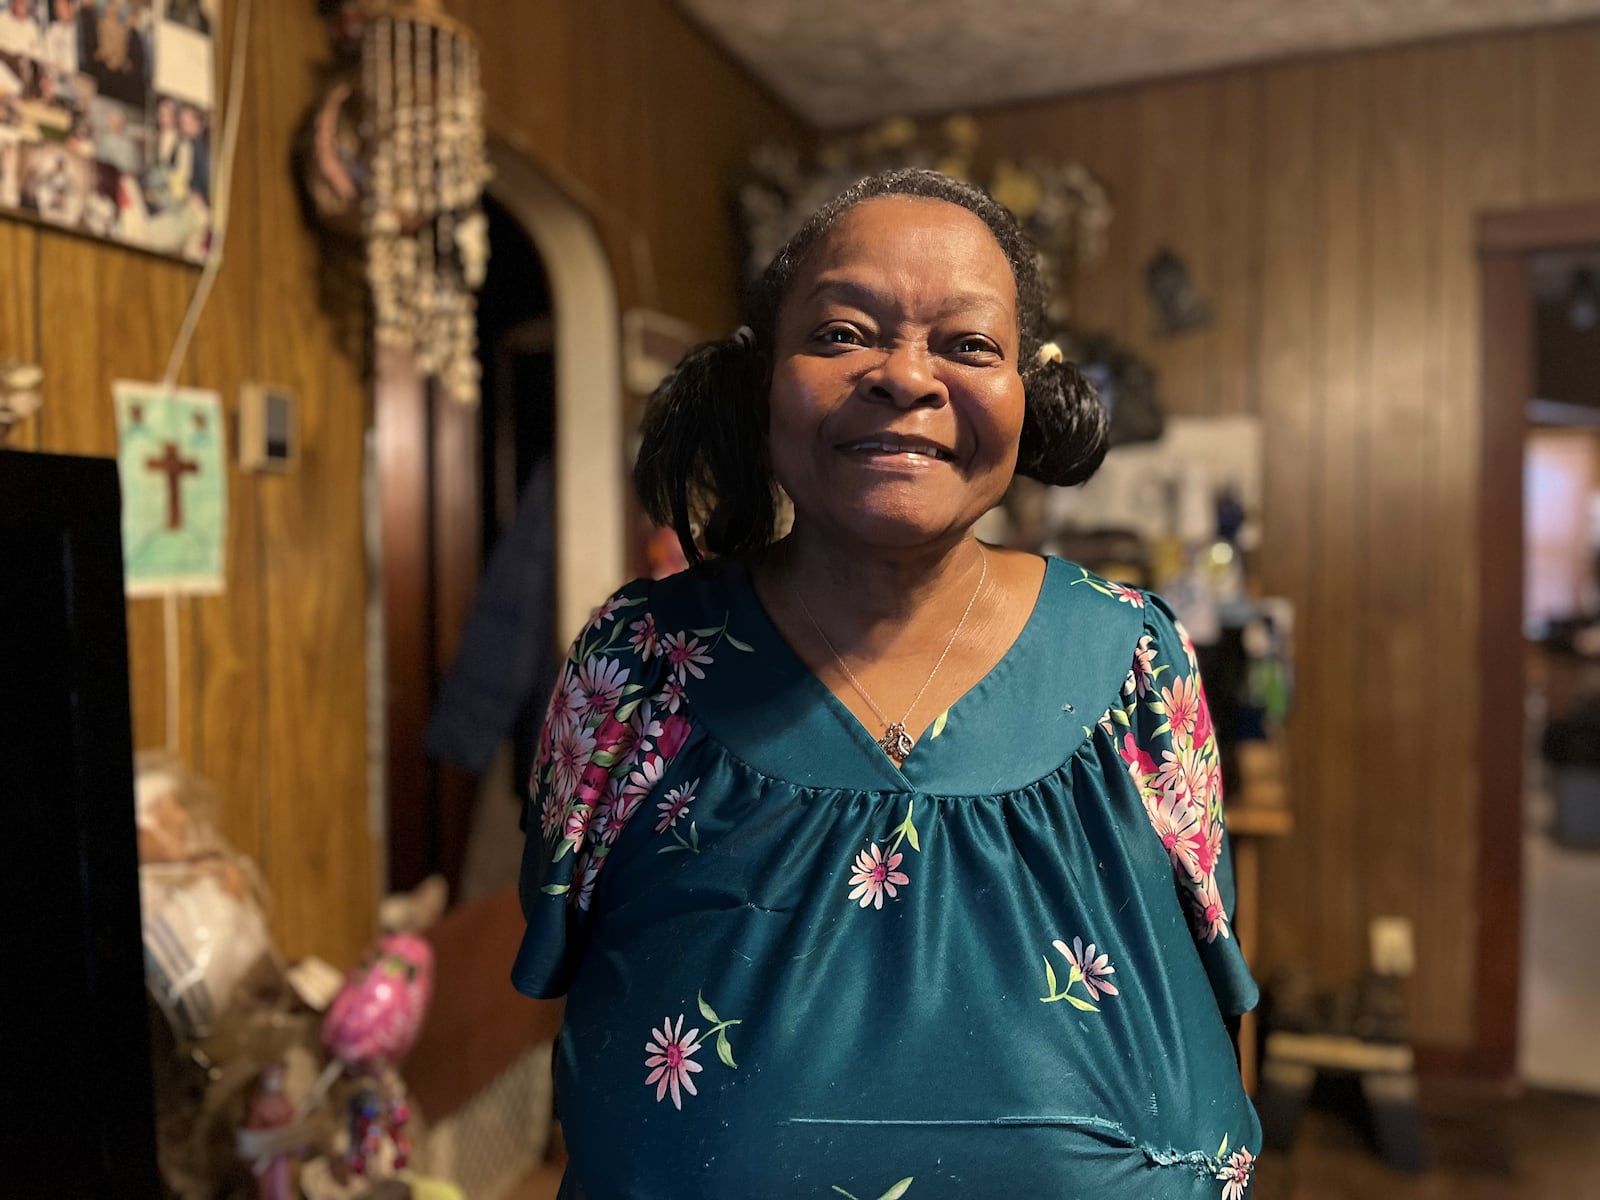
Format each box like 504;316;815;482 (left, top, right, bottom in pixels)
1519;248;1600;1094
1476;204;1600;1084
376;147;625;901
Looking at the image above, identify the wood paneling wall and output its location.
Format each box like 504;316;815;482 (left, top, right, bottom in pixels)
450;0;806;329
963;23;1600;1048
0;1;802;968
0;1;375;968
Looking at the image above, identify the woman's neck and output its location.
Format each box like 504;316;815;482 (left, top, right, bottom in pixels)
765;526;988;653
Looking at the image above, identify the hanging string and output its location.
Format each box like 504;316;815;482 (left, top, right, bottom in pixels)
164;592;180;755
154;0;254;758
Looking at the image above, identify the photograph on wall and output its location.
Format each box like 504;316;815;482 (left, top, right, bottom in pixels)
0;0;215;262
114;380;227;596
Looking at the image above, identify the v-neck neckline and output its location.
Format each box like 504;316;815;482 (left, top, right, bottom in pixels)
736;554;1058;784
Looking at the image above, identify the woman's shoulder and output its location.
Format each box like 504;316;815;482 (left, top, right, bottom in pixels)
1035;556;1187;641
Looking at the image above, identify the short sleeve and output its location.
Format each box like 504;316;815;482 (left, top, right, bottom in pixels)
1122;593;1260;1017
512;578;671;998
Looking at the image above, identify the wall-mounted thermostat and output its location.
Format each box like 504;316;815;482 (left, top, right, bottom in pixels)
239;383;297;473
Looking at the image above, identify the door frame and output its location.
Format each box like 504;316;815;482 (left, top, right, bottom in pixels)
376;145;626;892
1473;200;1600;1077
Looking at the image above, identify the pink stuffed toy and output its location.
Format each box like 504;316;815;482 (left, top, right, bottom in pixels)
321;934;433;1176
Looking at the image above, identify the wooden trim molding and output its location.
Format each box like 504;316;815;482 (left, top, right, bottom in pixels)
1478;201;1600;253
486;145;626;642
1472;200;1600;1081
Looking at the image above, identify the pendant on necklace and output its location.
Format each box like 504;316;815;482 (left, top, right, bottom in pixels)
879;722;914;767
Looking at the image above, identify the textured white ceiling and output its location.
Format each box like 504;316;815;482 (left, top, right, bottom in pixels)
679;0;1600;128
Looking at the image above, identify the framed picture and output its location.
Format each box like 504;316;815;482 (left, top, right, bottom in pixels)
0;0;217;263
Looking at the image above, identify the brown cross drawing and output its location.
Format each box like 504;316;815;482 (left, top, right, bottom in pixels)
145;440;200;531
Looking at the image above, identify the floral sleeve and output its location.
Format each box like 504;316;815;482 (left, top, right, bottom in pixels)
512;578;682;998
1117;593;1260;1017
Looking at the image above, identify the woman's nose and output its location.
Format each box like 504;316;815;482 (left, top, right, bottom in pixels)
864;343;946;409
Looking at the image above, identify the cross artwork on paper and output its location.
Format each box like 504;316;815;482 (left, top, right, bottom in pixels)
114;382;227;596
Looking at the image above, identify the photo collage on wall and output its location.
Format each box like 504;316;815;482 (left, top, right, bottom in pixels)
0;0;215;261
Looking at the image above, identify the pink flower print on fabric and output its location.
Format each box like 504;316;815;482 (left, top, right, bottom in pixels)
623;752;667;806
573;851;602;912
1161;674;1201;746
1132;634;1158;697
662;631;713;683
563;801;593;848
1120;732;1159;798
848;843;910;910
1110;583;1145;608
656;712;694;759
628;612;661;660
656;780;696;833
585;594;628;630
1178;621;1201;672
574;655;629;723
1194;815;1223;878
1190;874;1231;942
610;788;643;831
1193;683;1216;750
547;718;596;802
627;699;664;750
1041;935;1120;1011
1157;744;1206;806
591;789;628;846
644;1014;704;1109
549;674;585;728
1216;1146;1255;1200
539;790;564;843
1057;937;1119;1001
1146;790;1204;880
659;676;688;713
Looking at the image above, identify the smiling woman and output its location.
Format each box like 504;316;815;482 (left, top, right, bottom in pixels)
515;169;1261;1199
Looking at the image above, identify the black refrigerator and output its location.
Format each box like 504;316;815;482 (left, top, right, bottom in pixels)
0;449;161;1196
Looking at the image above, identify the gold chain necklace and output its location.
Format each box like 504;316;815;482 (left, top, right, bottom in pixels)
789;546;988;767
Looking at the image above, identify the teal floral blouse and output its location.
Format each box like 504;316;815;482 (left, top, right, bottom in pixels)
514;557;1261;1199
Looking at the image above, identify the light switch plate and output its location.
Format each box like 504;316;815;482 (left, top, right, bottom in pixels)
239;382;297;473
1370;916;1416;977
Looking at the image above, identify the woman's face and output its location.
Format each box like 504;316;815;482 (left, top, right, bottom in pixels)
768;196;1025;554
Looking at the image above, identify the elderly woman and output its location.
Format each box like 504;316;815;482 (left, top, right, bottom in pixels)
514;169;1260;1199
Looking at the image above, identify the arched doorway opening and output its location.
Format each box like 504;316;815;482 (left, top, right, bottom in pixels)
377;146;625;900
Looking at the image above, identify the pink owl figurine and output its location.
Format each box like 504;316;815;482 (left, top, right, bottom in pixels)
321;933;434;1074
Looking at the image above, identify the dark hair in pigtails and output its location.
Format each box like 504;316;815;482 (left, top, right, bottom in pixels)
1018;355;1108;487
632;335;773;565
634;167;1113;563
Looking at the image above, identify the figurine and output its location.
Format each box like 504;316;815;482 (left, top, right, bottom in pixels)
239;1062;299;1200
321;933;433;1178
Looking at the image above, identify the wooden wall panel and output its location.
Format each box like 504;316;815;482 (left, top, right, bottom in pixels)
1132;78;1215;414
3;0;378;968
1251;61;1318;967
1528;25;1600;205
0;222;36;448
1305;51;1372;1003
1429;36;1528;1038
452;0;808;335
958;22;1600;1051
246;0;374;966
1;0;794;968
1362;45;1446;1032
186;0;266;872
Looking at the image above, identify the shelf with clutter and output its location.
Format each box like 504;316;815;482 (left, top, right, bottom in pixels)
993;413;1296;1092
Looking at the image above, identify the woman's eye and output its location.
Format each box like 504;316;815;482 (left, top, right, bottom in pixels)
814;325;864;347
953;336;1001;358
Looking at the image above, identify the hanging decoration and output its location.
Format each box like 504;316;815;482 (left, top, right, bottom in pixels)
359;0;490;405
738;115;1113;325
